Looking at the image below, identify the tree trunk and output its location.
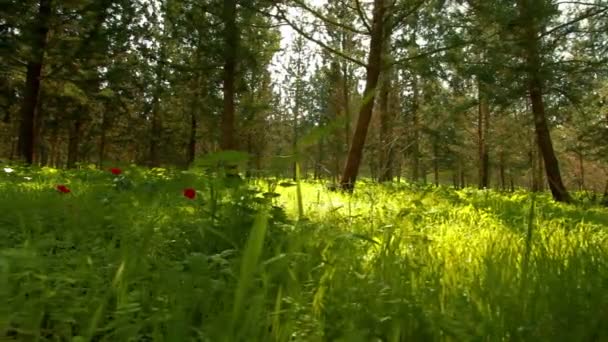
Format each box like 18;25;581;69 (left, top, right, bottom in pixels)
292;62;302;181
340;0;385;191
537;145;544;190
188;107;197;166
411;76;420;182
577;150;585;191
67;116;82;169
98;110;107;168
221;0;238;152
17;0;52;165
149;93;162;167
149;39;167;167
459;159;466;189
433;142;439;186
499;151;506;191
517;0;571;202
9;137;17;161
478;81;490;189
378;69;394;182
342;62;351;151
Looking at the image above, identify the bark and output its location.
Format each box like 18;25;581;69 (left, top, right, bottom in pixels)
499;151;506;190
459;159;466;189
9;138;17;161
342;62;351;150
517;0;571;202
187;75;203;166
411;76;420;182
478;81;490;189
188;107;198;166
221;0;238;151
378;70;394;182
67;116;82;169
149;90;163;166
149;40;167;167
17;0;52;165
340;0;385;191
577;150;585;191
292;60;303;180
433;142;439;186
98;111;107;168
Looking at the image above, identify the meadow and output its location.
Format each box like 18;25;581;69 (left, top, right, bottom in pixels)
1;165;608;341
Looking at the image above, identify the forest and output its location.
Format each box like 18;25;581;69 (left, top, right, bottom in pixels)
1;0;608;341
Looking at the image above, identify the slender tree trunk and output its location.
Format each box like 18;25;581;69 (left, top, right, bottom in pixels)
149;92;163;166
433;142;439;186
149;42;166;167
342;63;351;150
98;110;107;168
378;70;394;182
188;107;197;166
221;0;238;152
578;150;585;191
9;137;17;161
517;0;571;202
411;77;420;182
18;0;52;165
67;116;82;169
187;75;203;167
49;128;58;167
340;0;385;191
478;81;490;189
459;159;466;189
292;63;302;181
537;145;544;190
499;151;506;191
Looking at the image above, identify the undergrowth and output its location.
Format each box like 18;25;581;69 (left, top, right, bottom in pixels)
1;165;607;341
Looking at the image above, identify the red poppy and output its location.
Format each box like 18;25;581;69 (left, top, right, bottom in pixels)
56;185;71;194
110;167;122;176
183;188;196;199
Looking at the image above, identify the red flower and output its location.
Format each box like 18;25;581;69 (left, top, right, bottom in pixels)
110;167;122;176
183;188;196;199
56;185;71;194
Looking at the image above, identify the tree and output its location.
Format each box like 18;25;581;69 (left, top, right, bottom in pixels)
17;0;52;164
514;0;571;202
221;0;238;152
340;0;386;191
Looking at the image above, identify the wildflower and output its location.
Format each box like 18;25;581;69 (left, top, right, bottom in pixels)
56;185;71;194
3;167;14;173
110;167;122;176
183;188;196;199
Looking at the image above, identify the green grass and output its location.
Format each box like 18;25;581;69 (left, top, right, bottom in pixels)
1;166;607;341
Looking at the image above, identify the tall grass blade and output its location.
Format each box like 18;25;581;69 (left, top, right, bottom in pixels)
230;207;270;339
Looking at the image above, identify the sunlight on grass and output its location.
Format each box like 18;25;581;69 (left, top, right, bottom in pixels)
1;171;607;341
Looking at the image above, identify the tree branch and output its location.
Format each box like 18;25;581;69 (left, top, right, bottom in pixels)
391;0;426;31
275;6;367;67
354;0;372;33
392;40;473;66
542;7;608;37
289;0;369;35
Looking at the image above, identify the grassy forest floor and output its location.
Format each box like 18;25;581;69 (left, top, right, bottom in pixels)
1;165;608;341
